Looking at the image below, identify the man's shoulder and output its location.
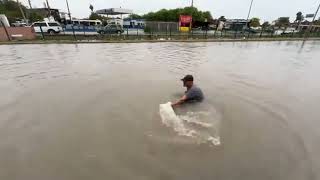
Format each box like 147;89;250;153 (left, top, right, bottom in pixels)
191;85;202;92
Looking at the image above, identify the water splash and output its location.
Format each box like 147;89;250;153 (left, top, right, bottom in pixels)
159;102;221;146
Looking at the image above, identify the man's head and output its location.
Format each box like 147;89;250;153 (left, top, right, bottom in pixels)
181;75;194;88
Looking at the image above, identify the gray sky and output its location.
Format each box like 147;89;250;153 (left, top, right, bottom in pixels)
22;0;320;22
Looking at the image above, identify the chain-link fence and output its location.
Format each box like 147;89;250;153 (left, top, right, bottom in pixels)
33;23;320;41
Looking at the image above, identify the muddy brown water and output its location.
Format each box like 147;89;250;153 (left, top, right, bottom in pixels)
0;41;320;180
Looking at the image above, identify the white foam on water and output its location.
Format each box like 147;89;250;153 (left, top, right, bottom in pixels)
159;102;196;137
179;112;213;128
159;102;221;146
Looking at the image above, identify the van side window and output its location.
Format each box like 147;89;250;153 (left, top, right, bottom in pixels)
39;23;47;26
48;23;59;26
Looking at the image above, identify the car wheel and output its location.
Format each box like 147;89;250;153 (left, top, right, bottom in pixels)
48;30;55;35
99;31;105;35
117;30;121;35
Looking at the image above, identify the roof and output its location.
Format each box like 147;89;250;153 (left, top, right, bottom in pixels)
95;8;133;15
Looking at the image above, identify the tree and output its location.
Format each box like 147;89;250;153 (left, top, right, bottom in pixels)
261;21;270;28
141;7;212;22
89;12;107;21
275;17;290;27
28;12;44;22
0;0;27;23
295;12;304;22
295;11;304;29
89;4;94;12
128;14;142;19
250;17;260;27
218;16;226;22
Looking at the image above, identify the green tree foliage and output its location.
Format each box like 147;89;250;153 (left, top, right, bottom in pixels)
128;14;143;19
275;17;290;27
139;7;212;22
261;21;270;28
218;16;226;22
89;12;107;21
250;17;260;27
89;4;94;12
0;0;27;23
28;12;44;22
89;12;109;25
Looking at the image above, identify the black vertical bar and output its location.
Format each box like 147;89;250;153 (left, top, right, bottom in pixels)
166;24;168;39
136;27;138;39
40;25;45;40
205;29;208;39
126;27;128;39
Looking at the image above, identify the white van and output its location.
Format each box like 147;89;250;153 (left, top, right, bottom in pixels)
32;21;62;34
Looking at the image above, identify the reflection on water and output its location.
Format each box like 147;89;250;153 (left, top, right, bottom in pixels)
1;41;320;180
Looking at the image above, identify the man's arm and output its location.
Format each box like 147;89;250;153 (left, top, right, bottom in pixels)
172;95;187;108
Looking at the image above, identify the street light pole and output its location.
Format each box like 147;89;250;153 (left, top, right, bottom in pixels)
245;0;254;28
305;2;320;38
65;0;76;40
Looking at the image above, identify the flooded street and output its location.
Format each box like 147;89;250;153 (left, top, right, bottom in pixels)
0;41;320;180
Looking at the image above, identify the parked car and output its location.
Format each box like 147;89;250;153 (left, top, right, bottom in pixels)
281;28;299;34
274;28;299;35
11;21;27;27
31;21;62;34
97;24;124;34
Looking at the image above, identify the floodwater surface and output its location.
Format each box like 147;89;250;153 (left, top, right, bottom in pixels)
0;41;320;180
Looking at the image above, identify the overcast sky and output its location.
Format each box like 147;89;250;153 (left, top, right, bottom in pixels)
22;0;320;22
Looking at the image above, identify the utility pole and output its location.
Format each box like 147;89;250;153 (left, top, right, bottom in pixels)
305;3;320;38
46;0;51;17
65;0;76;40
16;0;27;23
242;0;253;37
28;0;32;9
245;0;254;28
191;0;194;7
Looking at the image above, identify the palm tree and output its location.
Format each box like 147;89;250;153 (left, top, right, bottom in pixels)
89;4;94;12
295;12;304;30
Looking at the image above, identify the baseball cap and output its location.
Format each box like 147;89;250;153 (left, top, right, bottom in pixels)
181;75;194;82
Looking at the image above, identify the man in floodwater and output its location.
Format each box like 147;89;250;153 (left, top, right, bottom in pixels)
172;75;204;108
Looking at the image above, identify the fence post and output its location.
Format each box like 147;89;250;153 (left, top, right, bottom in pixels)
205;29;208;39
126;27;129;39
259;28;263;38
166;24;168;39
0;20;11;41
136;27;138;39
39;25;45;40
169;26;172;39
